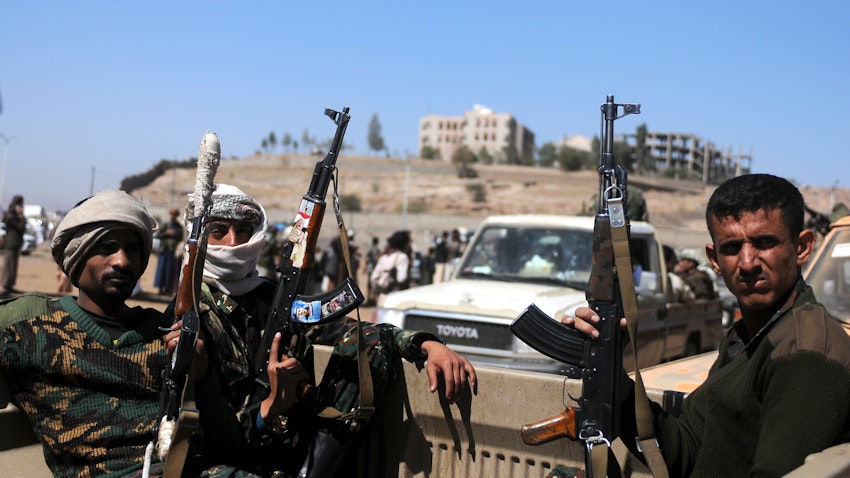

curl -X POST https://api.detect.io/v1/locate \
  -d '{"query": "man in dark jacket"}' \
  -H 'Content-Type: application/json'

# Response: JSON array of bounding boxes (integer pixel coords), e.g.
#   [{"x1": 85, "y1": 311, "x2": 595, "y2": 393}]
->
[{"x1": 563, "y1": 174, "x2": 850, "y2": 477}]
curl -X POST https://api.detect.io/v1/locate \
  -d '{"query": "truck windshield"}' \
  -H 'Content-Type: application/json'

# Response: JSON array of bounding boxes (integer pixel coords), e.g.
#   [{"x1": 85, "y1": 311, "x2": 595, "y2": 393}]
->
[
  {"x1": 456, "y1": 225, "x2": 593, "y2": 287},
  {"x1": 806, "y1": 227, "x2": 850, "y2": 322}
]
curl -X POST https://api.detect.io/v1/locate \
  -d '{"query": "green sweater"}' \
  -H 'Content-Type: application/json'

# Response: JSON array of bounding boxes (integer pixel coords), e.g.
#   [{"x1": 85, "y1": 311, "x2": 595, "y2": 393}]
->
[
  {"x1": 0, "y1": 293, "x2": 239, "y2": 478},
  {"x1": 632, "y1": 279, "x2": 850, "y2": 477}
]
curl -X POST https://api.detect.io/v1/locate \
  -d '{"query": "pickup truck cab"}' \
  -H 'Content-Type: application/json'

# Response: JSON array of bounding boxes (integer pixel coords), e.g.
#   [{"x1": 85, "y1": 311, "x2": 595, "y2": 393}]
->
[
  {"x1": 377, "y1": 214, "x2": 722, "y2": 373},
  {"x1": 803, "y1": 214, "x2": 850, "y2": 332}
]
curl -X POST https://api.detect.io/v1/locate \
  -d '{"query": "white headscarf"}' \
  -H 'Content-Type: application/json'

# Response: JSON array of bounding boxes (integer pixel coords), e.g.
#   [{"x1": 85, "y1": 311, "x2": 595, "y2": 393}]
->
[
  {"x1": 188, "y1": 183, "x2": 268, "y2": 296},
  {"x1": 51, "y1": 190, "x2": 157, "y2": 286}
]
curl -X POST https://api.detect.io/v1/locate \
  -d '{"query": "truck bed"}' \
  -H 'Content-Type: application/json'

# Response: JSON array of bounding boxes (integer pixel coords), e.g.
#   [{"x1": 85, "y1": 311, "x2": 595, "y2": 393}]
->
[{"x1": 2, "y1": 345, "x2": 848, "y2": 477}]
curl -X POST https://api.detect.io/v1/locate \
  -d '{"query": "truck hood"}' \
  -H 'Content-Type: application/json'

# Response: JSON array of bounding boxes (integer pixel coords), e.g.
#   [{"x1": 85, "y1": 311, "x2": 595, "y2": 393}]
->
[{"x1": 380, "y1": 278, "x2": 588, "y2": 321}]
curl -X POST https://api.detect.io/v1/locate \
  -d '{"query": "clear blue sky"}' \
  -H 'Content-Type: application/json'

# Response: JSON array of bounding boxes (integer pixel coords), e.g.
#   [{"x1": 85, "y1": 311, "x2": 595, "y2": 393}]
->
[{"x1": 2, "y1": 1, "x2": 848, "y2": 212}]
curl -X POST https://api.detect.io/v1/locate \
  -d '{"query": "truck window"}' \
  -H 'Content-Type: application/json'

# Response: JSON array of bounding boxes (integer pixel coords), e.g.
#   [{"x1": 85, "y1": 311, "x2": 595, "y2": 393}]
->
[
  {"x1": 457, "y1": 225, "x2": 593, "y2": 288},
  {"x1": 806, "y1": 228, "x2": 850, "y2": 321}
]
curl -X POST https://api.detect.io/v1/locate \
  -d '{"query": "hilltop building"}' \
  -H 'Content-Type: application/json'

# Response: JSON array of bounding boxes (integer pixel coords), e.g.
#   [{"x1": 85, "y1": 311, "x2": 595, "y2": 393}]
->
[
  {"x1": 419, "y1": 105, "x2": 535, "y2": 164},
  {"x1": 633, "y1": 132, "x2": 752, "y2": 184}
]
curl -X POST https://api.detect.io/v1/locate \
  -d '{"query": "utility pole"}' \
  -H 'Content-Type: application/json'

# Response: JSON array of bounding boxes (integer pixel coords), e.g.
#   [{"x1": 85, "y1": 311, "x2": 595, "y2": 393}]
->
[
  {"x1": 0, "y1": 133, "x2": 16, "y2": 207},
  {"x1": 402, "y1": 157, "x2": 410, "y2": 230}
]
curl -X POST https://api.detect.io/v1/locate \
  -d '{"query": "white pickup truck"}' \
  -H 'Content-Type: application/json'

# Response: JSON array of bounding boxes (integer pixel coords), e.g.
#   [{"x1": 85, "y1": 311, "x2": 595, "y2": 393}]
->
[{"x1": 377, "y1": 214, "x2": 722, "y2": 373}]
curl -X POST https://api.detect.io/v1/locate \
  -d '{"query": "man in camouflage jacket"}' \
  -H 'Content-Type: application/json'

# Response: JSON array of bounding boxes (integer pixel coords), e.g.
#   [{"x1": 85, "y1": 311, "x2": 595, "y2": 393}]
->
[
  {"x1": 0, "y1": 190, "x2": 240, "y2": 477},
  {"x1": 170, "y1": 184, "x2": 477, "y2": 478}
]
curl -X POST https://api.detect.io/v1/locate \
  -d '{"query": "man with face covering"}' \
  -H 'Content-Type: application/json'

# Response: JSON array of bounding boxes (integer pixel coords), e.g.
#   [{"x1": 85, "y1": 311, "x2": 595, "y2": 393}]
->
[
  {"x1": 172, "y1": 184, "x2": 477, "y2": 478},
  {"x1": 0, "y1": 189, "x2": 240, "y2": 477}
]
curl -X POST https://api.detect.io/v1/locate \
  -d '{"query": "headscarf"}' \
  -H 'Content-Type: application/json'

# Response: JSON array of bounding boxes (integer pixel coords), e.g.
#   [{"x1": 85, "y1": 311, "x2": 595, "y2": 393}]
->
[
  {"x1": 187, "y1": 183, "x2": 268, "y2": 296},
  {"x1": 50, "y1": 190, "x2": 157, "y2": 286}
]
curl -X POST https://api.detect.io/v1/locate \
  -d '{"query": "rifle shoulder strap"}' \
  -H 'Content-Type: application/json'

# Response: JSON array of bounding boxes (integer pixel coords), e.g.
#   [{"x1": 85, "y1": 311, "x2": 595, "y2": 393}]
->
[
  {"x1": 162, "y1": 378, "x2": 199, "y2": 478},
  {"x1": 313, "y1": 207, "x2": 374, "y2": 423},
  {"x1": 611, "y1": 224, "x2": 668, "y2": 478}
]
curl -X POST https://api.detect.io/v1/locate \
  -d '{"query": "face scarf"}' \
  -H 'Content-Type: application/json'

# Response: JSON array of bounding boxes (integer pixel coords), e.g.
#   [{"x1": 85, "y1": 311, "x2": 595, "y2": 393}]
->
[{"x1": 186, "y1": 183, "x2": 268, "y2": 297}]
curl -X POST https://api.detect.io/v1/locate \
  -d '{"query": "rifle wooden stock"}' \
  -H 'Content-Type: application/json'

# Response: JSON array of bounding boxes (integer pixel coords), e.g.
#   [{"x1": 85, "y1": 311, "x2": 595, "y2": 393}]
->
[
  {"x1": 521, "y1": 408, "x2": 579, "y2": 445},
  {"x1": 173, "y1": 238, "x2": 201, "y2": 318}
]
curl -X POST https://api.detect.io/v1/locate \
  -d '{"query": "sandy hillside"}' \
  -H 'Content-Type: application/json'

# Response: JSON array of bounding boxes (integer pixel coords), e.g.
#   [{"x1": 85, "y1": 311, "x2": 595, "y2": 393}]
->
[{"x1": 132, "y1": 153, "x2": 850, "y2": 252}]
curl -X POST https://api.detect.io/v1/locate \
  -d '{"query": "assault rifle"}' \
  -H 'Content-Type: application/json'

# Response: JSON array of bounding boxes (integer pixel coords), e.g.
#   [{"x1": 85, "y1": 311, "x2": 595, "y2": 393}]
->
[
  {"x1": 144, "y1": 132, "x2": 220, "y2": 478},
  {"x1": 252, "y1": 106, "x2": 364, "y2": 403},
  {"x1": 510, "y1": 96, "x2": 664, "y2": 478}
]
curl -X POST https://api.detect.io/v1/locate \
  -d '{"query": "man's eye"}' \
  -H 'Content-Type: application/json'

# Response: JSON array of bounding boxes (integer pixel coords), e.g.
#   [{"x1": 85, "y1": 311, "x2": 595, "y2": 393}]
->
[
  {"x1": 753, "y1": 238, "x2": 780, "y2": 250},
  {"x1": 93, "y1": 245, "x2": 115, "y2": 255},
  {"x1": 209, "y1": 226, "x2": 228, "y2": 236},
  {"x1": 718, "y1": 244, "x2": 741, "y2": 256}
]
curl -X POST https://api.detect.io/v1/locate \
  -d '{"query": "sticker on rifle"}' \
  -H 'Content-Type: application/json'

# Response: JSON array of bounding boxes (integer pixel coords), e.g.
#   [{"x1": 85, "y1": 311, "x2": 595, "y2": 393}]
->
[
  {"x1": 292, "y1": 300, "x2": 322, "y2": 323},
  {"x1": 320, "y1": 289, "x2": 359, "y2": 318},
  {"x1": 832, "y1": 243, "x2": 850, "y2": 258},
  {"x1": 288, "y1": 201, "x2": 315, "y2": 267}
]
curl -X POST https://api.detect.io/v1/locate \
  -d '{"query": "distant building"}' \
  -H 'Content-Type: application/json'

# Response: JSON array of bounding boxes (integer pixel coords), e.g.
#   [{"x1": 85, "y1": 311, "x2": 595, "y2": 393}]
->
[
  {"x1": 557, "y1": 134, "x2": 593, "y2": 153},
  {"x1": 634, "y1": 131, "x2": 753, "y2": 185},
  {"x1": 419, "y1": 105, "x2": 535, "y2": 164}
]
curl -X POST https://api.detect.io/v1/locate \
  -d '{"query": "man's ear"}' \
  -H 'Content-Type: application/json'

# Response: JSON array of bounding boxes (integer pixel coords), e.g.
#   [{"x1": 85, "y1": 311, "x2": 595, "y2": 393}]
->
[
  {"x1": 796, "y1": 228, "x2": 816, "y2": 267},
  {"x1": 705, "y1": 243, "x2": 721, "y2": 274}
]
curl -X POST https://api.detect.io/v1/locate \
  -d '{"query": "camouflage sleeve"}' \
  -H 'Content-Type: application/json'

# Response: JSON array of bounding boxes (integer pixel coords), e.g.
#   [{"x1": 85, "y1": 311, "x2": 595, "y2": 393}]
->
[
  {"x1": 306, "y1": 317, "x2": 443, "y2": 363},
  {"x1": 387, "y1": 325, "x2": 443, "y2": 363}
]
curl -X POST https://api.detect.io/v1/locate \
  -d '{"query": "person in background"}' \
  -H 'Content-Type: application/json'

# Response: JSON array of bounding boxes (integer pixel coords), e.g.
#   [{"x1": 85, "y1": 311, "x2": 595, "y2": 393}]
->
[
  {"x1": 0, "y1": 190, "x2": 240, "y2": 477},
  {"x1": 663, "y1": 244, "x2": 695, "y2": 303},
  {"x1": 676, "y1": 251, "x2": 717, "y2": 300},
  {"x1": 0, "y1": 195, "x2": 27, "y2": 297},
  {"x1": 153, "y1": 207, "x2": 184, "y2": 295},
  {"x1": 363, "y1": 236, "x2": 381, "y2": 305},
  {"x1": 258, "y1": 227, "x2": 281, "y2": 278},
  {"x1": 563, "y1": 174, "x2": 850, "y2": 477},
  {"x1": 432, "y1": 230, "x2": 449, "y2": 284},
  {"x1": 370, "y1": 230, "x2": 411, "y2": 307}
]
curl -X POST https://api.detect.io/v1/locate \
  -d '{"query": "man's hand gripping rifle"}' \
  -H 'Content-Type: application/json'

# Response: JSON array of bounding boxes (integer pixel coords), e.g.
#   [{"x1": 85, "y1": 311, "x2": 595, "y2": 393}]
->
[
  {"x1": 510, "y1": 96, "x2": 640, "y2": 477},
  {"x1": 252, "y1": 106, "x2": 364, "y2": 404},
  {"x1": 145, "y1": 132, "x2": 220, "y2": 478}
]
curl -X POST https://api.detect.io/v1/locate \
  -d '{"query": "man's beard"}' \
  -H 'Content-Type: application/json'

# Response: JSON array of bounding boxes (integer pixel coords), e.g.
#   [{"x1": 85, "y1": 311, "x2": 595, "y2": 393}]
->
[{"x1": 100, "y1": 270, "x2": 137, "y2": 300}]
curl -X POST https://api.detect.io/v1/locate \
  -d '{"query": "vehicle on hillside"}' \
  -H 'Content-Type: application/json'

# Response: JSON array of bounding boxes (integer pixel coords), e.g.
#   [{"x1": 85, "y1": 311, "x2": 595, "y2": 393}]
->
[{"x1": 376, "y1": 214, "x2": 723, "y2": 373}]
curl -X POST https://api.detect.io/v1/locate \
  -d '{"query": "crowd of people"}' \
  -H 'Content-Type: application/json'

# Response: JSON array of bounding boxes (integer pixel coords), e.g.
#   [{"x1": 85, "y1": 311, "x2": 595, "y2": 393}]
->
[
  {"x1": 254, "y1": 224, "x2": 470, "y2": 308},
  {"x1": 1, "y1": 172, "x2": 849, "y2": 478}
]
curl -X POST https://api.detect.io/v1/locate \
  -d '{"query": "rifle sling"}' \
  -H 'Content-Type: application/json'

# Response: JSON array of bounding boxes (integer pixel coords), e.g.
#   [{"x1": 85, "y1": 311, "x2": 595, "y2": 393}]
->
[
  {"x1": 611, "y1": 223, "x2": 668, "y2": 478},
  {"x1": 163, "y1": 376, "x2": 199, "y2": 478},
  {"x1": 313, "y1": 201, "x2": 374, "y2": 422}
]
